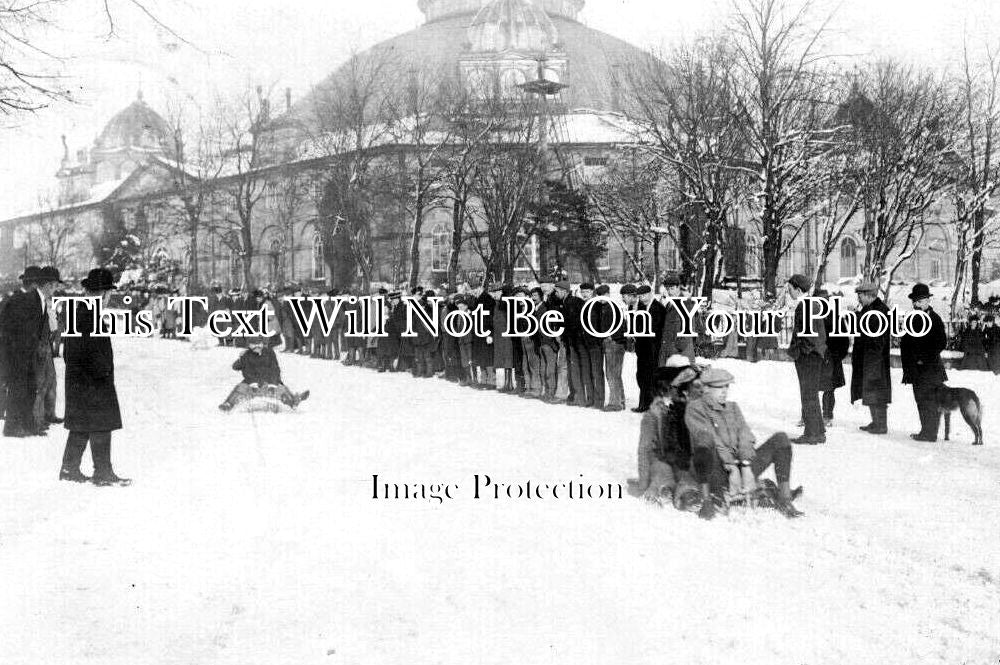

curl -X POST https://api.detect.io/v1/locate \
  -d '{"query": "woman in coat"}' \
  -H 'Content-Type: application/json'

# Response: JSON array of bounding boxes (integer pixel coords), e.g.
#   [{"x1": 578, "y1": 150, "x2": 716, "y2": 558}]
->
[
  {"x1": 59, "y1": 268, "x2": 130, "y2": 486},
  {"x1": 985, "y1": 315, "x2": 1000, "y2": 375}
]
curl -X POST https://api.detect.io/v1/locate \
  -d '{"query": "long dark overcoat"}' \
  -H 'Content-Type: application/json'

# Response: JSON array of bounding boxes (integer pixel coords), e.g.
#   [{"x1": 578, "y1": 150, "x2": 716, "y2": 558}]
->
[
  {"x1": 64, "y1": 300, "x2": 122, "y2": 432},
  {"x1": 472, "y1": 292, "x2": 496, "y2": 368},
  {"x1": 900, "y1": 307, "x2": 948, "y2": 386},
  {"x1": 850, "y1": 297, "x2": 892, "y2": 406}
]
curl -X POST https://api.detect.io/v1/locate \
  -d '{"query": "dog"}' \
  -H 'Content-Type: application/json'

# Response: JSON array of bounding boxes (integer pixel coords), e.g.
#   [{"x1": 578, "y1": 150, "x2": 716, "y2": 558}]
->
[{"x1": 934, "y1": 384, "x2": 984, "y2": 446}]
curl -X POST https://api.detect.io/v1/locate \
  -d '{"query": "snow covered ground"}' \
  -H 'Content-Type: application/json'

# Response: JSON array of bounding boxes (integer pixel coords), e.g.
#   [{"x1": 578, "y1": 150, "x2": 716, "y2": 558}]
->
[{"x1": 1, "y1": 336, "x2": 998, "y2": 665}]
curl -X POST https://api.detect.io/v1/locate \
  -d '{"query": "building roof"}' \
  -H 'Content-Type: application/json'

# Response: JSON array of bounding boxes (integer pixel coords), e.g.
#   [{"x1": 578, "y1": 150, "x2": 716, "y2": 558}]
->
[
  {"x1": 94, "y1": 92, "x2": 171, "y2": 153},
  {"x1": 286, "y1": 10, "x2": 654, "y2": 128}
]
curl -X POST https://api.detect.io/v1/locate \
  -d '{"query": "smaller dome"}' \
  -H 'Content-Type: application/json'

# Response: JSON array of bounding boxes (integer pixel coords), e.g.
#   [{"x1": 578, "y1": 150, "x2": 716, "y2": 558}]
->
[
  {"x1": 468, "y1": 0, "x2": 559, "y2": 54},
  {"x1": 95, "y1": 92, "x2": 171, "y2": 153}
]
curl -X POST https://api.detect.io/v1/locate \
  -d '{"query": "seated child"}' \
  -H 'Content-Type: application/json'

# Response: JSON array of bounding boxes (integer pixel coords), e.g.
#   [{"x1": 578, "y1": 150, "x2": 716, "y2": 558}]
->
[{"x1": 219, "y1": 336, "x2": 310, "y2": 411}]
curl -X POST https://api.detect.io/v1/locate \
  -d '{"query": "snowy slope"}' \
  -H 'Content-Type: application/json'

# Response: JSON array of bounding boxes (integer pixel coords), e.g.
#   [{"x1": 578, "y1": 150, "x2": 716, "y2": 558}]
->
[{"x1": 0, "y1": 337, "x2": 998, "y2": 665}]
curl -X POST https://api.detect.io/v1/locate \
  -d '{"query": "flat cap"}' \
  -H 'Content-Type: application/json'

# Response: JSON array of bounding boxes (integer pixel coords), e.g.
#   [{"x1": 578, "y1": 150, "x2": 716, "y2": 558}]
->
[
  {"x1": 699, "y1": 367, "x2": 735, "y2": 388},
  {"x1": 595, "y1": 284, "x2": 610, "y2": 296},
  {"x1": 554, "y1": 280, "x2": 571, "y2": 291},
  {"x1": 619, "y1": 284, "x2": 638, "y2": 296},
  {"x1": 579, "y1": 282, "x2": 595, "y2": 291},
  {"x1": 636, "y1": 285, "x2": 652, "y2": 295}
]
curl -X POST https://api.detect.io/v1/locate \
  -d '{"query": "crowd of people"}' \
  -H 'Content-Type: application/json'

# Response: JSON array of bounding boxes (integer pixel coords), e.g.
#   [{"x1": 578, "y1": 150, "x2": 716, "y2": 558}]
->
[{"x1": 0, "y1": 262, "x2": 988, "y2": 509}]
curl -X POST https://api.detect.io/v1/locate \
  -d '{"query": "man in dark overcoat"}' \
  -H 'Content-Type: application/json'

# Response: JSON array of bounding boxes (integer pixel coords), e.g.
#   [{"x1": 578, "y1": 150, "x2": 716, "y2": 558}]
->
[
  {"x1": 632, "y1": 284, "x2": 666, "y2": 413},
  {"x1": 60, "y1": 268, "x2": 130, "y2": 486},
  {"x1": 786, "y1": 275, "x2": 827, "y2": 444},
  {"x1": 850, "y1": 281, "x2": 892, "y2": 435},
  {"x1": 658, "y1": 274, "x2": 696, "y2": 364},
  {"x1": 472, "y1": 283, "x2": 496, "y2": 388},
  {"x1": 0, "y1": 267, "x2": 41, "y2": 420},
  {"x1": 900, "y1": 283, "x2": 948, "y2": 441},
  {"x1": 2, "y1": 265, "x2": 55, "y2": 437}
]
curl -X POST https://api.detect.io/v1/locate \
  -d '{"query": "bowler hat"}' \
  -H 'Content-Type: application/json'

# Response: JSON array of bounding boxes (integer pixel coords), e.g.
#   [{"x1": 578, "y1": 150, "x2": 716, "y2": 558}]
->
[
  {"x1": 37, "y1": 266, "x2": 64, "y2": 284},
  {"x1": 81, "y1": 268, "x2": 116, "y2": 292},
  {"x1": 19, "y1": 265, "x2": 41, "y2": 282},
  {"x1": 908, "y1": 283, "x2": 931, "y2": 301},
  {"x1": 700, "y1": 367, "x2": 735, "y2": 388},
  {"x1": 787, "y1": 274, "x2": 812, "y2": 292}
]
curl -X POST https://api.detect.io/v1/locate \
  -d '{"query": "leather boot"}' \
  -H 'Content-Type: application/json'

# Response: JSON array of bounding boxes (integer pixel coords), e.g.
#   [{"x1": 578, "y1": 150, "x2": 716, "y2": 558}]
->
[
  {"x1": 90, "y1": 433, "x2": 131, "y2": 487},
  {"x1": 60, "y1": 432, "x2": 89, "y2": 482}
]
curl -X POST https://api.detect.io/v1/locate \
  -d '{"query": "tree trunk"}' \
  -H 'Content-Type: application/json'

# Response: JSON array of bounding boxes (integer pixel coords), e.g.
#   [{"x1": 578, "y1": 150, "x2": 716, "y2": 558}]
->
[
  {"x1": 761, "y1": 209, "x2": 779, "y2": 299},
  {"x1": 970, "y1": 208, "x2": 985, "y2": 305},
  {"x1": 408, "y1": 192, "x2": 425, "y2": 289},
  {"x1": 448, "y1": 198, "x2": 465, "y2": 290},
  {"x1": 652, "y1": 234, "x2": 661, "y2": 289},
  {"x1": 188, "y1": 219, "x2": 200, "y2": 289}
]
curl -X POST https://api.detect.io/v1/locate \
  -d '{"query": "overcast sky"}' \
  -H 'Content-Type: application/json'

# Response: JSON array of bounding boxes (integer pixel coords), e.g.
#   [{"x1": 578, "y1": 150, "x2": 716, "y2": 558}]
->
[{"x1": 1, "y1": 0, "x2": 998, "y2": 218}]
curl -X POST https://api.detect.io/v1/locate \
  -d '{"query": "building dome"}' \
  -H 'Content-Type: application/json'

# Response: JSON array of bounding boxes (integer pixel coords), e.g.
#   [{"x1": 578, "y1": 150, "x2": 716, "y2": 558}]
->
[
  {"x1": 289, "y1": 1, "x2": 653, "y2": 127},
  {"x1": 468, "y1": 0, "x2": 558, "y2": 54},
  {"x1": 94, "y1": 92, "x2": 171, "y2": 153}
]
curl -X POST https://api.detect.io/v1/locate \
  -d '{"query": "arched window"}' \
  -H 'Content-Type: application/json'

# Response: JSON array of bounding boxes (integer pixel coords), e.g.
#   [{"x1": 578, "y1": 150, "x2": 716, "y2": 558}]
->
[
  {"x1": 268, "y1": 238, "x2": 284, "y2": 286},
  {"x1": 431, "y1": 224, "x2": 450, "y2": 272},
  {"x1": 500, "y1": 69, "x2": 527, "y2": 97},
  {"x1": 312, "y1": 232, "x2": 325, "y2": 280},
  {"x1": 930, "y1": 258, "x2": 942, "y2": 281},
  {"x1": 840, "y1": 237, "x2": 858, "y2": 279},
  {"x1": 515, "y1": 235, "x2": 539, "y2": 272}
]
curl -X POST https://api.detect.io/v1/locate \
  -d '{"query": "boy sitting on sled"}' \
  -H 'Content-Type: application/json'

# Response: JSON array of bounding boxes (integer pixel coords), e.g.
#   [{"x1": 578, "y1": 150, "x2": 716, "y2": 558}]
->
[{"x1": 219, "y1": 336, "x2": 310, "y2": 412}]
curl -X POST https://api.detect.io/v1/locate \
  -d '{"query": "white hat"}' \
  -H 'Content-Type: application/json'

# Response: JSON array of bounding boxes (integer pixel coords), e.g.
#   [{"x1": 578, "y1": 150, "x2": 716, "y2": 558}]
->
[{"x1": 665, "y1": 354, "x2": 692, "y2": 368}]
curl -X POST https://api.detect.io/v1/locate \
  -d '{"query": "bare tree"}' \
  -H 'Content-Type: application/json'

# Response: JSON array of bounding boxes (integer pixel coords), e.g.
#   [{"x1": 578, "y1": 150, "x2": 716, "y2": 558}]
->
[
  {"x1": 729, "y1": 0, "x2": 839, "y2": 297},
  {"x1": 24, "y1": 192, "x2": 77, "y2": 266},
  {"x1": 162, "y1": 102, "x2": 226, "y2": 290},
  {"x1": 211, "y1": 84, "x2": 275, "y2": 289},
  {"x1": 466, "y1": 90, "x2": 546, "y2": 283},
  {"x1": 951, "y1": 39, "x2": 1000, "y2": 315},
  {"x1": 805, "y1": 147, "x2": 862, "y2": 289},
  {"x1": 842, "y1": 61, "x2": 961, "y2": 297},
  {"x1": 0, "y1": 0, "x2": 188, "y2": 117},
  {"x1": 303, "y1": 48, "x2": 397, "y2": 290},
  {"x1": 382, "y1": 69, "x2": 459, "y2": 289},
  {"x1": 624, "y1": 36, "x2": 747, "y2": 297},
  {"x1": 588, "y1": 149, "x2": 668, "y2": 284}
]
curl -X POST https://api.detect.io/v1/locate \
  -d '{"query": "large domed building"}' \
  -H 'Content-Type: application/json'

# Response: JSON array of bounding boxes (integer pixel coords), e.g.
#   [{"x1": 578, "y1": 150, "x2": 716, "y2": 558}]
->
[{"x1": 0, "y1": 0, "x2": 993, "y2": 295}]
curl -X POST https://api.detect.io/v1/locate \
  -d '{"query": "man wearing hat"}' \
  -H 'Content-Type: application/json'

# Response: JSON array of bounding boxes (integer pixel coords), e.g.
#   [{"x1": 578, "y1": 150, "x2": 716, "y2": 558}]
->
[
  {"x1": 786, "y1": 274, "x2": 827, "y2": 444},
  {"x1": 573, "y1": 282, "x2": 602, "y2": 408},
  {"x1": 632, "y1": 284, "x2": 666, "y2": 412},
  {"x1": 685, "y1": 367, "x2": 803, "y2": 519},
  {"x1": 597, "y1": 284, "x2": 627, "y2": 411},
  {"x1": 1, "y1": 265, "x2": 59, "y2": 436},
  {"x1": 851, "y1": 281, "x2": 891, "y2": 434},
  {"x1": 60, "y1": 268, "x2": 130, "y2": 485},
  {"x1": 659, "y1": 274, "x2": 696, "y2": 365},
  {"x1": 900, "y1": 283, "x2": 948, "y2": 441},
  {"x1": 32, "y1": 267, "x2": 65, "y2": 433}
]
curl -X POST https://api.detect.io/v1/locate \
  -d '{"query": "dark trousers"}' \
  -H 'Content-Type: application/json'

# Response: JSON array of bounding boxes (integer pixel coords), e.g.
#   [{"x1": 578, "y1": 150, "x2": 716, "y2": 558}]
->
[
  {"x1": 585, "y1": 341, "x2": 605, "y2": 408},
  {"x1": 541, "y1": 345, "x2": 558, "y2": 398},
  {"x1": 635, "y1": 351, "x2": 656, "y2": 409},
  {"x1": 412, "y1": 346, "x2": 435, "y2": 377},
  {"x1": 795, "y1": 354, "x2": 826, "y2": 437},
  {"x1": 692, "y1": 432, "x2": 793, "y2": 492},
  {"x1": 822, "y1": 391, "x2": 835, "y2": 420},
  {"x1": 567, "y1": 341, "x2": 588, "y2": 404},
  {"x1": 603, "y1": 339, "x2": 625, "y2": 409},
  {"x1": 4, "y1": 373, "x2": 37, "y2": 434},
  {"x1": 913, "y1": 381, "x2": 942, "y2": 438},
  {"x1": 62, "y1": 430, "x2": 113, "y2": 475}
]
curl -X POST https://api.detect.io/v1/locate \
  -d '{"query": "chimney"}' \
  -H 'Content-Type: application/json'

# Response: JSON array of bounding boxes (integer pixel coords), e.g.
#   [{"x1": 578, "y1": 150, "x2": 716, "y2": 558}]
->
[{"x1": 285, "y1": 87, "x2": 292, "y2": 112}]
